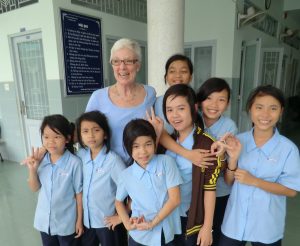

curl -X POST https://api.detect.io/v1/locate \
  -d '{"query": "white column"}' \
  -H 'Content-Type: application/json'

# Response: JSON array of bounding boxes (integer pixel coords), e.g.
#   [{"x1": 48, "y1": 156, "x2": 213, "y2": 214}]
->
[{"x1": 147, "y1": 0, "x2": 185, "y2": 96}]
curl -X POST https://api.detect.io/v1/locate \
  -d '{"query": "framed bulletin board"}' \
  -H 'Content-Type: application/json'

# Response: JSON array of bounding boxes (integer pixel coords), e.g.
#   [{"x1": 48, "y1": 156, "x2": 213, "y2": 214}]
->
[{"x1": 61, "y1": 10, "x2": 103, "y2": 95}]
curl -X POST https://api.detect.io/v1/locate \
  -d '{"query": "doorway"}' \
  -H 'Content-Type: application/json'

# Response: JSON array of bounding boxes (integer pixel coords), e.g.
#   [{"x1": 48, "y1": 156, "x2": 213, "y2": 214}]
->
[{"x1": 10, "y1": 31, "x2": 49, "y2": 154}]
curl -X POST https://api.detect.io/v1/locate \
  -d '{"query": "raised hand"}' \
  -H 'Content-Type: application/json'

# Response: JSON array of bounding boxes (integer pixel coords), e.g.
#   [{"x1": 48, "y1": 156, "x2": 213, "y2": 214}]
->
[
  {"x1": 146, "y1": 107, "x2": 164, "y2": 141},
  {"x1": 22, "y1": 147, "x2": 42, "y2": 171}
]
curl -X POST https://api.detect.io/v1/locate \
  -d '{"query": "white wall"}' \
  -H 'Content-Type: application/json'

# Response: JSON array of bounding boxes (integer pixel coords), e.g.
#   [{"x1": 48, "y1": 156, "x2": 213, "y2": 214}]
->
[
  {"x1": 185, "y1": 0, "x2": 236, "y2": 78},
  {"x1": 0, "y1": 1, "x2": 55, "y2": 83},
  {"x1": 0, "y1": 0, "x2": 147, "y2": 161}
]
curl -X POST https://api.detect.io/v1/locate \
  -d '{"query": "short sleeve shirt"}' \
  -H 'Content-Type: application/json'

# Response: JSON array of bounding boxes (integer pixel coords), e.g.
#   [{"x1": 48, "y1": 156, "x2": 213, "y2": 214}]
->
[
  {"x1": 86, "y1": 85, "x2": 156, "y2": 163},
  {"x1": 203, "y1": 114, "x2": 238, "y2": 197},
  {"x1": 116, "y1": 154, "x2": 182, "y2": 246},
  {"x1": 221, "y1": 129, "x2": 300, "y2": 243},
  {"x1": 34, "y1": 150, "x2": 83, "y2": 236},
  {"x1": 77, "y1": 146, "x2": 126, "y2": 228}
]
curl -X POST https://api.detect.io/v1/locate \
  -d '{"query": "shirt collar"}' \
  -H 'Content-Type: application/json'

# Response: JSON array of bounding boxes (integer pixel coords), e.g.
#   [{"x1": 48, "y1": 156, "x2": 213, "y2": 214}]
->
[
  {"x1": 131, "y1": 155, "x2": 157, "y2": 180},
  {"x1": 179, "y1": 126, "x2": 195, "y2": 148},
  {"x1": 247, "y1": 128, "x2": 280, "y2": 156},
  {"x1": 44, "y1": 150, "x2": 70, "y2": 168},
  {"x1": 201, "y1": 111, "x2": 223, "y2": 133},
  {"x1": 83, "y1": 145, "x2": 107, "y2": 166}
]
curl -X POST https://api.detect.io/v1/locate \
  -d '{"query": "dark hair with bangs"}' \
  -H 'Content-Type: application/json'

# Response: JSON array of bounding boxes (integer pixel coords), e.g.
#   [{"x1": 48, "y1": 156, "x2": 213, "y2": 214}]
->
[
  {"x1": 163, "y1": 84, "x2": 204, "y2": 133},
  {"x1": 246, "y1": 84, "x2": 285, "y2": 112},
  {"x1": 40, "y1": 114, "x2": 74, "y2": 154},
  {"x1": 76, "y1": 111, "x2": 111, "y2": 153},
  {"x1": 196, "y1": 77, "x2": 231, "y2": 103},
  {"x1": 164, "y1": 54, "x2": 193, "y2": 84},
  {"x1": 123, "y1": 119, "x2": 156, "y2": 165}
]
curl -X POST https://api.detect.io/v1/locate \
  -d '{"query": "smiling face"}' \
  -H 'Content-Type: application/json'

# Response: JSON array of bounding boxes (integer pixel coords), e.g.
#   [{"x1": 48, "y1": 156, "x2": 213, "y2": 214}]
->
[
  {"x1": 80, "y1": 120, "x2": 106, "y2": 154},
  {"x1": 201, "y1": 89, "x2": 229, "y2": 127},
  {"x1": 250, "y1": 95, "x2": 283, "y2": 133},
  {"x1": 111, "y1": 48, "x2": 140, "y2": 85},
  {"x1": 42, "y1": 126, "x2": 68, "y2": 158},
  {"x1": 165, "y1": 60, "x2": 192, "y2": 86},
  {"x1": 166, "y1": 95, "x2": 194, "y2": 139},
  {"x1": 131, "y1": 136, "x2": 155, "y2": 168}
]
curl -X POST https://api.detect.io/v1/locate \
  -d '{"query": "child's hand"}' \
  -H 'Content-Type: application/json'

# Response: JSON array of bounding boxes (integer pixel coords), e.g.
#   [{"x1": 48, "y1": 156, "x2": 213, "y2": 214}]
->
[
  {"x1": 220, "y1": 133, "x2": 242, "y2": 160},
  {"x1": 135, "y1": 221, "x2": 152, "y2": 230},
  {"x1": 21, "y1": 147, "x2": 43, "y2": 171},
  {"x1": 186, "y1": 149, "x2": 216, "y2": 168},
  {"x1": 146, "y1": 107, "x2": 164, "y2": 140},
  {"x1": 196, "y1": 226, "x2": 213, "y2": 246},
  {"x1": 124, "y1": 217, "x2": 138, "y2": 231},
  {"x1": 105, "y1": 214, "x2": 122, "y2": 230},
  {"x1": 74, "y1": 220, "x2": 84, "y2": 238},
  {"x1": 234, "y1": 168, "x2": 257, "y2": 186},
  {"x1": 210, "y1": 140, "x2": 226, "y2": 157}
]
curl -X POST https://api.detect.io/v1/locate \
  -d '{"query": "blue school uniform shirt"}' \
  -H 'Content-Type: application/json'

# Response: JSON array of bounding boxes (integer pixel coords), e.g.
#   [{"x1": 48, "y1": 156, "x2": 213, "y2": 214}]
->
[
  {"x1": 86, "y1": 85, "x2": 156, "y2": 163},
  {"x1": 34, "y1": 150, "x2": 83, "y2": 236},
  {"x1": 221, "y1": 128, "x2": 300, "y2": 243},
  {"x1": 77, "y1": 146, "x2": 126, "y2": 228},
  {"x1": 154, "y1": 95, "x2": 174, "y2": 134},
  {"x1": 116, "y1": 154, "x2": 182, "y2": 246},
  {"x1": 166, "y1": 128, "x2": 194, "y2": 217},
  {"x1": 203, "y1": 114, "x2": 238, "y2": 197}
]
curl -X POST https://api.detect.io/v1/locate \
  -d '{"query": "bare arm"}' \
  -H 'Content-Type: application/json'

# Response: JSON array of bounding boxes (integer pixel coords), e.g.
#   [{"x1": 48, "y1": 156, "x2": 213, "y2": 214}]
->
[
  {"x1": 197, "y1": 191, "x2": 215, "y2": 246},
  {"x1": 235, "y1": 169, "x2": 297, "y2": 197},
  {"x1": 136, "y1": 186, "x2": 181, "y2": 230},
  {"x1": 115, "y1": 200, "x2": 136, "y2": 231},
  {"x1": 75, "y1": 192, "x2": 84, "y2": 238},
  {"x1": 160, "y1": 130, "x2": 215, "y2": 168},
  {"x1": 28, "y1": 168, "x2": 41, "y2": 192}
]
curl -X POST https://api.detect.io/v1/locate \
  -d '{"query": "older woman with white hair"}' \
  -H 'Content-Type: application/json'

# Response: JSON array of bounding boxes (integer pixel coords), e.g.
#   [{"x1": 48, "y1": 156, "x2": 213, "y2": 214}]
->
[
  {"x1": 84, "y1": 39, "x2": 156, "y2": 246},
  {"x1": 86, "y1": 38, "x2": 156, "y2": 163}
]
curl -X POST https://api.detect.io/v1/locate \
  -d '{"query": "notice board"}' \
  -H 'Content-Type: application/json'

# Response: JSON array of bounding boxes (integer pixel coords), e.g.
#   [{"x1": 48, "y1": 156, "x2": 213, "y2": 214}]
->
[{"x1": 61, "y1": 10, "x2": 103, "y2": 95}]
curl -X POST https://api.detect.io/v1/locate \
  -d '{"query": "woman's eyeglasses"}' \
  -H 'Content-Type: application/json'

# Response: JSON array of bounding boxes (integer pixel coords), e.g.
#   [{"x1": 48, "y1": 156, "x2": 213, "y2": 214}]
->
[{"x1": 111, "y1": 59, "x2": 138, "y2": 66}]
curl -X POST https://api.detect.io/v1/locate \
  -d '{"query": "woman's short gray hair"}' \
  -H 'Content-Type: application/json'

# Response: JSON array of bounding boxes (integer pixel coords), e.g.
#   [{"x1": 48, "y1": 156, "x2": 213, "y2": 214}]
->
[{"x1": 110, "y1": 38, "x2": 142, "y2": 62}]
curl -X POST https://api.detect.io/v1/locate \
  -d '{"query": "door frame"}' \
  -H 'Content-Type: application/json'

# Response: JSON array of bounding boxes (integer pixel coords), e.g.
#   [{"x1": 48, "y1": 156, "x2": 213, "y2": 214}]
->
[
  {"x1": 8, "y1": 29, "x2": 43, "y2": 155},
  {"x1": 238, "y1": 39, "x2": 262, "y2": 132}
]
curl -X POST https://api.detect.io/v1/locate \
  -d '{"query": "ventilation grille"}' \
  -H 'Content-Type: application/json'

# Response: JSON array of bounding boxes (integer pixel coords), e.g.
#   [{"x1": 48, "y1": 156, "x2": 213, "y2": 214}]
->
[
  {"x1": 71, "y1": 0, "x2": 147, "y2": 23},
  {"x1": 0, "y1": 0, "x2": 38, "y2": 14}
]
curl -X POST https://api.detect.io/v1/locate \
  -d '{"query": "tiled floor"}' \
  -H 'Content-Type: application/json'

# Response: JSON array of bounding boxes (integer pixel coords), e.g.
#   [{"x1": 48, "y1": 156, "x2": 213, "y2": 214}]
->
[{"x1": 0, "y1": 159, "x2": 299, "y2": 245}]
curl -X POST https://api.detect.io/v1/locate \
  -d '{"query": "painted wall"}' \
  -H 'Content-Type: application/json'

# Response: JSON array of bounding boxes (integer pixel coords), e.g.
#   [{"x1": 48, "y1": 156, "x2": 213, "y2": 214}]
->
[
  {"x1": 0, "y1": 0, "x2": 55, "y2": 162},
  {"x1": 0, "y1": 0, "x2": 147, "y2": 161},
  {"x1": 184, "y1": 0, "x2": 236, "y2": 78}
]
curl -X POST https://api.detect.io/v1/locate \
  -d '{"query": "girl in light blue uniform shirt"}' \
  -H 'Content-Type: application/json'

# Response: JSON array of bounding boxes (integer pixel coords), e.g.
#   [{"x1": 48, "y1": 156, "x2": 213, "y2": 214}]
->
[
  {"x1": 220, "y1": 85, "x2": 300, "y2": 246},
  {"x1": 196, "y1": 77, "x2": 237, "y2": 246},
  {"x1": 24, "y1": 115, "x2": 83, "y2": 246},
  {"x1": 115, "y1": 119, "x2": 182, "y2": 246},
  {"x1": 155, "y1": 54, "x2": 193, "y2": 134},
  {"x1": 76, "y1": 111, "x2": 126, "y2": 246}
]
